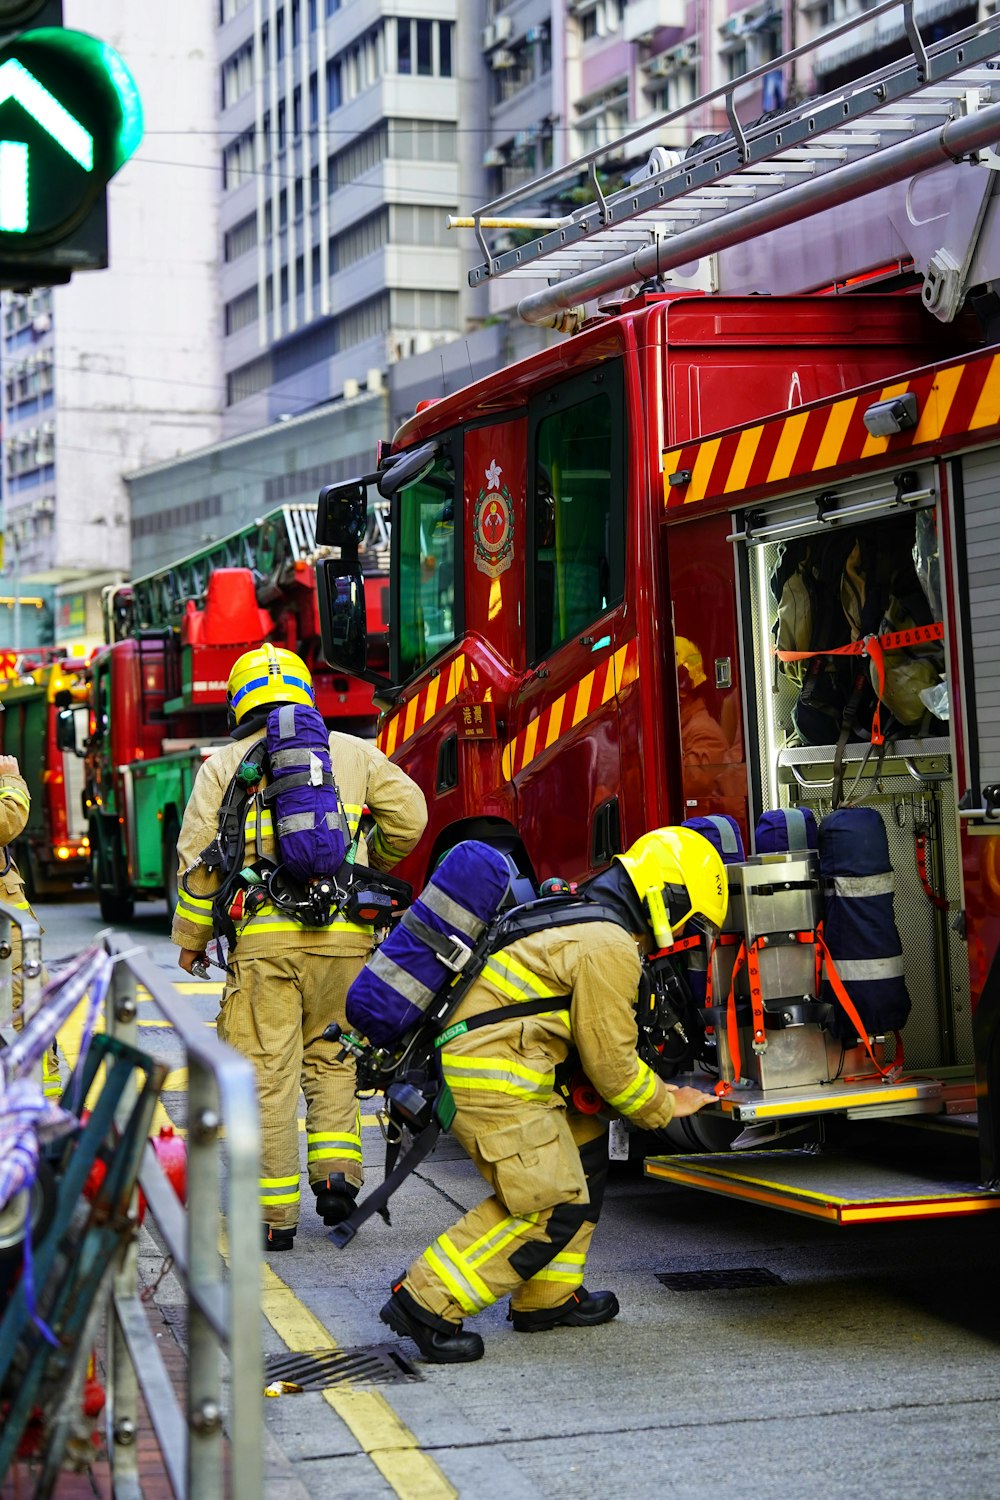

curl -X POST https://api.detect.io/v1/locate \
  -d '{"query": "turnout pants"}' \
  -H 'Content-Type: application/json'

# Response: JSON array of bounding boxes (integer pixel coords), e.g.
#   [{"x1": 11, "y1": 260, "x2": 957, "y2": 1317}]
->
[
  {"x1": 218, "y1": 948, "x2": 365, "y2": 1229},
  {"x1": 404, "y1": 1100, "x2": 609, "y2": 1324}
]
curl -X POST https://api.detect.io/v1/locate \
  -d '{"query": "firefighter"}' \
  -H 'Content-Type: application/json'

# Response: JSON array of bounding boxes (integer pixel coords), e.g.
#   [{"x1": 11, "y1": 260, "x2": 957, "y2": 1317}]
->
[
  {"x1": 380, "y1": 826, "x2": 725, "y2": 1364},
  {"x1": 172, "y1": 645, "x2": 427, "y2": 1252},
  {"x1": 0, "y1": 749, "x2": 58, "y2": 1097}
]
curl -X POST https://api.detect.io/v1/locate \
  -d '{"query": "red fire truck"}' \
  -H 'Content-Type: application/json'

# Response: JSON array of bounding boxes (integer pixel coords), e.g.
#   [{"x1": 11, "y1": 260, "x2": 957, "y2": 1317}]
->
[
  {"x1": 316, "y1": 12, "x2": 1000, "y2": 1220},
  {"x1": 67, "y1": 503, "x2": 386, "y2": 924},
  {"x1": 0, "y1": 651, "x2": 90, "y2": 897}
]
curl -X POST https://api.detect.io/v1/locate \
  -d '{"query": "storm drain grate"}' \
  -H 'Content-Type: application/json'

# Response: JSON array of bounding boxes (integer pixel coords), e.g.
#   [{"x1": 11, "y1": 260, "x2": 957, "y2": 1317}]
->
[
  {"x1": 656, "y1": 1268, "x2": 786, "y2": 1291},
  {"x1": 264, "y1": 1343, "x2": 423, "y2": 1391}
]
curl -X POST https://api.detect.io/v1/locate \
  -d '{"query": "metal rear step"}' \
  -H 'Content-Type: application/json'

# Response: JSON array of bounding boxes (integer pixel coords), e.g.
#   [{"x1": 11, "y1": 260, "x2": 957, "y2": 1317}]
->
[
  {"x1": 463, "y1": 3, "x2": 1000, "y2": 324},
  {"x1": 646, "y1": 1148, "x2": 1000, "y2": 1224}
]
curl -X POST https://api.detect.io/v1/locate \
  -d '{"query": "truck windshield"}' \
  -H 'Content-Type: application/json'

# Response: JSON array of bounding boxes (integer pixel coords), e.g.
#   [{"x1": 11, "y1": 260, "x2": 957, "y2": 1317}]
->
[{"x1": 396, "y1": 449, "x2": 457, "y2": 681}]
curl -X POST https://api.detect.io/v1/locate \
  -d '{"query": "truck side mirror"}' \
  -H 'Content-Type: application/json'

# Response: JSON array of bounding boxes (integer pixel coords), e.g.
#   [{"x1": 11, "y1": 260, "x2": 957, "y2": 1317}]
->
[
  {"x1": 55, "y1": 706, "x2": 83, "y2": 755},
  {"x1": 317, "y1": 560, "x2": 395, "y2": 696},
  {"x1": 316, "y1": 481, "x2": 368, "y2": 553}
]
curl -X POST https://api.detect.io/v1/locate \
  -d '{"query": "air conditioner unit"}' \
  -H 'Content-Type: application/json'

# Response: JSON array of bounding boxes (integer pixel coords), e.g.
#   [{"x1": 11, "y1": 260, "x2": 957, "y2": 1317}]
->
[
  {"x1": 685, "y1": 39, "x2": 699, "y2": 58},
  {"x1": 366, "y1": 368, "x2": 384, "y2": 393},
  {"x1": 31, "y1": 314, "x2": 51, "y2": 335},
  {"x1": 414, "y1": 332, "x2": 434, "y2": 355},
  {"x1": 35, "y1": 497, "x2": 55, "y2": 516},
  {"x1": 495, "y1": 14, "x2": 513, "y2": 42},
  {"x1": 482, "y1": 146, "x2": 507, "y2": 167},
  {"x1": 481, "y1": 23, "x2": 496, "y2": 51},
  {"x1": 491, "y1": 48, "x2": 515, "y2": 69},
  {"x1": 647, "y1": 53, "x2": 673, "y2": 77},
  {"x1": 343, "y1": 376, "x2": 360, "y2": 399}
]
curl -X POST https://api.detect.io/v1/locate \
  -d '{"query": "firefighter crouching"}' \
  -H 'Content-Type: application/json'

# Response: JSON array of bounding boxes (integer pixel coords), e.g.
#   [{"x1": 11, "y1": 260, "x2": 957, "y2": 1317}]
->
[
  {"x1": 172, "y1": 645, "x2": 427, "y2": 1252},
  {"x1": 381, "y1": 827, "x2": 724, "y2": 1364},
  {"x1": 0, "y1": 749, "x2": 58, "y2": 1099}
]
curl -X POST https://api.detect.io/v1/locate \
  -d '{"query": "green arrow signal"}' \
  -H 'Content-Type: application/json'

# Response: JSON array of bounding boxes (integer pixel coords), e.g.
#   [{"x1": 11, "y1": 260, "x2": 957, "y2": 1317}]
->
[
  {"x1": 0, "y1": 57, "x2": 97, "y2": 233},
  {"x1": 0, "y1": 57, "x2": 93, "y2": 168}
]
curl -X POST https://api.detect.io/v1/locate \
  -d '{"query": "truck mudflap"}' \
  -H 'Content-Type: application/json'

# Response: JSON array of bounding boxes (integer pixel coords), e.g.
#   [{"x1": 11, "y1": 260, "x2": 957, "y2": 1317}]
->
[{"x1": 645, "y1": 1146, "x2": 1000, "y2": 1224}]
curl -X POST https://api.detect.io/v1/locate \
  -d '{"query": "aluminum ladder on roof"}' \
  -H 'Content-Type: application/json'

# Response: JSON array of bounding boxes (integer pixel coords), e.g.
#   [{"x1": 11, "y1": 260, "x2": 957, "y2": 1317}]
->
[{"x1": 465, "y1": 2, "x2": 1000, "y2": 326}]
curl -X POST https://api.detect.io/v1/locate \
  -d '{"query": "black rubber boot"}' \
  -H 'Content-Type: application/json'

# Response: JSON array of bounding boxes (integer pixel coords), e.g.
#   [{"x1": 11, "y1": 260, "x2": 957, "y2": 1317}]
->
[
  {"x1": 510, "y1": 1288, "x2": 620, "y2": 1332},
  {"x1": 312, "y1": 1173, "x2": 358, "y2": 1227},
  {"x1": 263, "y1": 1223, "x2": 296, "y2": 1252},
  {"x1": 380, "y1": 1283, "x2": 485, "y2": 1364}
]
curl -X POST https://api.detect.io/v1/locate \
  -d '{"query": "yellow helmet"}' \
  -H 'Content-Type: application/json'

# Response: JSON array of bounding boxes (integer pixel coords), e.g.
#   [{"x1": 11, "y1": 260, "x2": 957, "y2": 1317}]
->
[
  {"x1": 614, "y1": 826, "x2": 727, "y2": 950},
  {"x1": 675, "y1": 635, "x2": 706, "y2": 690},
  {"x1": 226, "y1": 644, "x2": 314, "y2": 724}
]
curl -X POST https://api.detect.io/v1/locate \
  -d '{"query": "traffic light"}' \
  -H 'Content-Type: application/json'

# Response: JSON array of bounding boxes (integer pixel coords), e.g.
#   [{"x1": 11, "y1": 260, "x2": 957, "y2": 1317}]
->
[{"x1": 0, "y1": 3, "x2": 142, "y2": 286}]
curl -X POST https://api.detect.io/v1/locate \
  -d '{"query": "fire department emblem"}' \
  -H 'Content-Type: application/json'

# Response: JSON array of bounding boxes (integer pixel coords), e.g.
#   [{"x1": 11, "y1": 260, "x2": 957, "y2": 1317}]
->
[{"x1": 473, "y1": 460, "x2": 515, "y2": 578}]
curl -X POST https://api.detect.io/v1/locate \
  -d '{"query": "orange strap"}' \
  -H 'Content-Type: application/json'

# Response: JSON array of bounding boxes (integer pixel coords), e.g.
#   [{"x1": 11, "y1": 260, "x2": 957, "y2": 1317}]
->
[
  {"x1": 714, "y1": 928, "x2": 903, "y2": 1095},
  {"x1": 775, "y1": 621, "x2": 944, "y2": 748},
  {"x1": 703, "y1": 931, "x2": 740, "y2": 1010}
]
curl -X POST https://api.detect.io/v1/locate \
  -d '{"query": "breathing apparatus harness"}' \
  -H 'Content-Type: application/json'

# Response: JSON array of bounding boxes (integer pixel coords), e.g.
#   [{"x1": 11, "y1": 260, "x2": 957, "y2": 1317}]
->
[
  {"x1": 325, "y1": 885, "x2": 702, "y2": 1247},
  {"x1": 182, "y1": 735, "x2": 411, "y2": 957}
]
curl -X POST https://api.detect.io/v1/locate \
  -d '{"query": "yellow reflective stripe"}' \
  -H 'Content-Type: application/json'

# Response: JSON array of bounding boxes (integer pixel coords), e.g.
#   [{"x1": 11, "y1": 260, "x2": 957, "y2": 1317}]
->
[
  {"x1": 532, "y1": 1255, "x2": 586, "y2": 1285},
  {"x1": 260, "y1": 1190, "x2": 300, "y2": 1205},
  {"x1": 423, "y1": 1236, "x2": 494, "y2": 1315},
  {"x1": 306, "y1": 1131, "x2": 363, "y2": 1164},
  {"x1": 439, "y1": 1070, "x2": 553, "y2": 1101},
  {"x1": 482, "y1": 951, "x2": 561, "y2": 1004},
  {"x1": 260, "y1": 1175, "x2": 299, "y2": 1187},
  {"x1": 342, "y1": 802, "x2": 363, "y2": 818},
  {"x1": 373, "y1": 826, "x2": 408, "y2": 862},
  {"x1": 607, "y1": 1060, "x2": 658, "y2": 1117},
  {"x1": 7, "y1": 898, "x2": 30, "y2": 911},
  {"x1": 441, "y1": 1052, "x2": 553, "y2": 1086},
  {"x1": 176, "y1": 886, "x2": 213, "y2": 910},
  {"x1": 464, "y1": 1212, "x2": 540, "y2": 1268},
  {"x1": 245, "y1": 808, "x2": 275, "y2": 834},
  {"x1": 175, "y1": 896, "x2": 214, "y2": 926},
  {"x1": 0, "y1": 787, "x2": 29, "y2": 811},
  {"x1": 240, "y1": 912, "x2": 372, "y2": 935}
]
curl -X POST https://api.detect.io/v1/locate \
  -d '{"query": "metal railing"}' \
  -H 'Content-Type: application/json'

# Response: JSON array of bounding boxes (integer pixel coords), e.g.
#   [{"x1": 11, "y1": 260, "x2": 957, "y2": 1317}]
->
[{"x1": 101, "y1": 935, "x2": 262, "y2": 1500}]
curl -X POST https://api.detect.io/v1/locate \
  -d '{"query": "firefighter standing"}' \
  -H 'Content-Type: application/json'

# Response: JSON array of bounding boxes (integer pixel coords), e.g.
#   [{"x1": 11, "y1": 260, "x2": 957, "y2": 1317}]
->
[
  {"x1": 381, "y1": 827, "x2": 726, "y2": 1363},
  {"x1": 171, "y1": 645, "x2": 427, "y2": 1251},
  {"x1": 0, "y1": 749, "x2": 57, "y2": 1096}
]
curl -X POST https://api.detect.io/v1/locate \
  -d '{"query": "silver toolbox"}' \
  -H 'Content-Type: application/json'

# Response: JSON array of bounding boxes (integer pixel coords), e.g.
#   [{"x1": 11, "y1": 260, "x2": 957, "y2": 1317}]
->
[{"x1": 714, "y1": 853, "x2": 837, "y2": 1090}]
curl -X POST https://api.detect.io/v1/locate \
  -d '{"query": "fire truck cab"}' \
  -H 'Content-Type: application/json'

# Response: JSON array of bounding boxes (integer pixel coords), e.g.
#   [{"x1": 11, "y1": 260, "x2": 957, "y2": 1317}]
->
[{"x1": 318, "y1": 9, "x2": 1000, "y2": 1222}]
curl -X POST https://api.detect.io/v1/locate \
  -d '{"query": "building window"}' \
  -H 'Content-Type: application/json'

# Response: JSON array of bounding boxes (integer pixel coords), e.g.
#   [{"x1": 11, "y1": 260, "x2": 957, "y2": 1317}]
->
[
  {"x1": 391, "y1": 288, "x2": 459, "y2": 330},
  {"x1": 326, "y1": 57, "x2": 342, "y2": 110},
  {"x1": 337, "y1": 292, "x2": 389, "y2": 348},
  {"x1": 227, "y1": 353, "x2": 273, "y2": 405},
  {"x1": 224, "y1": 285, "x2": 259, "y2": 335},
  {"x1": 221, "y1": 39, "x2": 254, "y2": 110},
  {"x1": 222, "y1": 128, "x2": 256, "y2": 190},
  {"x1": 395, "y1": 19, "x2": 453, "y2": 79},
  {"x1": 573, "y1": 80, "x2": 628, "y2": 153},
  {"x1": 218, "y1": 0, "x2": 249, "y2": 22},
  {"x1": 719, "y1": 4, "x2": 783, "y2": 84},
  {"x1": 390, "y1": 202, "x2": 455, "y2": 246},
  {"x1": 397, "y1": 17, "x2": 411, "y2": 73},
  {"x1": 387, "y1": 118, "x2": 456, "y2": 162},
  {"x1": 277, "y1": 98, "x2": 286, "y2": 151},
  {"x1": 224, "y1": 212, "x2": 258, "y2": 261},
  {"x1": 417, "y1": 19, "x2": 432, "y2": 74},
  {"x1": 645, "y1": 45, "x2": 700, "y2": 122},
  {"x1": 308, "y1": 71, "x2": 318, "y2": 125},
  {"x1": 276, "y1": 7, "x2": 285, "y2": 60},
  {"x1": 329, "y1": 208, "x2": 388, "y2": 272},
  {"x1": 329, "y1": 123, "x2": 388, "y2": 187}
]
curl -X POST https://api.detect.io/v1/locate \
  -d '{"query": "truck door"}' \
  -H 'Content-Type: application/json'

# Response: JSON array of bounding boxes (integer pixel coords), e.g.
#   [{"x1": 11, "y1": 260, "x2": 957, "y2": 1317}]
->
[{"x1": 504, "y1": 361, "x2": 627, "y2": 883}]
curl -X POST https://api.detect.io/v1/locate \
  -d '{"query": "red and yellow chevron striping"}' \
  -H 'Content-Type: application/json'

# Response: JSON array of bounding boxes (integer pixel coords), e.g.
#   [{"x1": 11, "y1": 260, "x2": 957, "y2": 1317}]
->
[
  {"x1": 501, "y1": 638, "x2": 639, "y2": 781},
  {"x1": 376, "y1": 652, "x2": 468, "y2": 756},
  {"x1": 662, "y1": 350, "x2": 1000, "y2": 508}
]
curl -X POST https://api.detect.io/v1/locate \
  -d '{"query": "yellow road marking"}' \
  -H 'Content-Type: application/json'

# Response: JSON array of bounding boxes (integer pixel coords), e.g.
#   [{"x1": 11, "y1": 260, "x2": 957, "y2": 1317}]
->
[{"x1": 259, "y1": 1260, "x2": 457, "y2": 1500}]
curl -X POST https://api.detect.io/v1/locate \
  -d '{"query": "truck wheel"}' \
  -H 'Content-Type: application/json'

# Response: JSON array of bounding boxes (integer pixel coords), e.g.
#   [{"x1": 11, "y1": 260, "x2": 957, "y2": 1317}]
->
[
  {"x1": 91, "y1": 826, "x2": 134, "y2": 925},
  {"x1": 162, "y1": 812, "x2": 180, "y2": 925}
]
